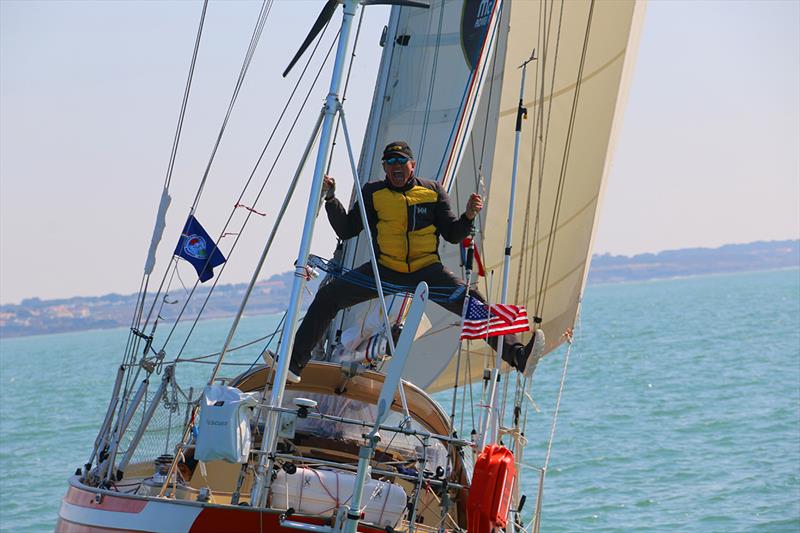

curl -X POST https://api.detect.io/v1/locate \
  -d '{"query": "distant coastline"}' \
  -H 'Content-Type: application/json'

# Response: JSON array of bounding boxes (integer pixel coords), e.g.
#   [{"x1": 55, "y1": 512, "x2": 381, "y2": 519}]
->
[
  {"x1": 586, "y1": 239, "x2": 798, "y2": 284},
  {"x1": 2, "y1": 239, "x2": 797, "y2": 339}
]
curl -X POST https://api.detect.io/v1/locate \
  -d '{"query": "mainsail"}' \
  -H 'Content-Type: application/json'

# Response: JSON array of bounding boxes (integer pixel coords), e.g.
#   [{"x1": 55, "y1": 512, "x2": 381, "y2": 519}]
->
[{"x1": 336, "y1": 0, "x2": 644, "y2": 392}]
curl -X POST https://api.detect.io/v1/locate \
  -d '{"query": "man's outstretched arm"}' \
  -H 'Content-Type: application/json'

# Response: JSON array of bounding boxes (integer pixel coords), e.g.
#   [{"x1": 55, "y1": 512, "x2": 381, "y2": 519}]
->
[
  {"x1": 434, "y1": 184, "x2": 481, "y2": 243},
  {"x1": 323, "y1": 175, "x2": 364, "y2": 240}
]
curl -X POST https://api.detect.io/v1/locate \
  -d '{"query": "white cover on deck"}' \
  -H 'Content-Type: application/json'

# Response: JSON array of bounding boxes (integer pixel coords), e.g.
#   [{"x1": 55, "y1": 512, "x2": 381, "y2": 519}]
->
[{"x1": 195, "y1": 385, "x2": 258, "y2": 463}]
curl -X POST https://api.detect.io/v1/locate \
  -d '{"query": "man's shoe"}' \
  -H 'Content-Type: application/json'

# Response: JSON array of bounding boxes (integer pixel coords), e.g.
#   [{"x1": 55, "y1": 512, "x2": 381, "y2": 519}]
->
[
  {"x1": 261, "y1": 349, "x2": 276, "y2": 366},
  {"x1": 516, "y1": 329, "x2": 546, "y2": 378},
  {"x1": 287, "y1": 367, "x2": 302, "y2": 384},
  {"x1": 263, "y1": 349, "x2": 302, "y2": 383}
]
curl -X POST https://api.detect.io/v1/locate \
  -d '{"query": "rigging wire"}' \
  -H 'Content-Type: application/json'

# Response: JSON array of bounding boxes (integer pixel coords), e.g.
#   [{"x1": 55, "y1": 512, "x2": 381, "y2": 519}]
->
[
  {"x1": 164, "y1": 0, "x2": 210, "y2": 192},
  {"x1": 164, "y1": 28, "x2": 341, "y2": 360},
  {"x1": 155, "y1": 0, "x2": 372, "y2": 363},
  {"x1": 124, "y1": 0, "x2": 210, "y2": 350},
  {"x1": 152, "y1": 17, "x2": 338, "y2": 351},
  {"x1": 416, "y1": 0, "x2": 446, "y2": 167},
  {"x1": 136, "y1": 0, "x2": 274, "y2": 336},
  {"x1": 112, "y1": 0, "x2": 210, "y2": 444},
  {"x1": 535, "y1": 0, "x2": 595, "y2": 320},
  {"x1": 514, "y1": 0, "x2": 554, "y2": 305},
  {"x1": 188, "y1": 0, "x2": 276, "y2": 215},
  {"x1": 521, "y1": 0, "x2": 564, "y2": 311}
]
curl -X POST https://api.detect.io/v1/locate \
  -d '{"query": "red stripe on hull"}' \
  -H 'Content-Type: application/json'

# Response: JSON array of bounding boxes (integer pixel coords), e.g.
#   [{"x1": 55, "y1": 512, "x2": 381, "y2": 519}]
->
[
  {"x1": 59, "y1": 480, "x2": 389, "y2": 533},
  {"x1": 189, "y1": 508, "x2": 386, "y2": 533},
  {"x1": 63, "y1": 486, "x2": 147, "y2": 513}
]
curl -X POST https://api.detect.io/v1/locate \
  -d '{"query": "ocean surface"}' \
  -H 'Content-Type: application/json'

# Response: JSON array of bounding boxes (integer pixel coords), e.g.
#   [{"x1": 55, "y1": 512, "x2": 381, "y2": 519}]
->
[{"x1": 1, "y1": 268, "x2": 798, "y2": 532}]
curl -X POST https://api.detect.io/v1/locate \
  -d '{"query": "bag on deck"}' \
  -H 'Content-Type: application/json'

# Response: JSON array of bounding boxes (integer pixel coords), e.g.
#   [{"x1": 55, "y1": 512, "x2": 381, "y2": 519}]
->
[{"x1": 195, "y1": 385, "x2": 258, "y2": 463}]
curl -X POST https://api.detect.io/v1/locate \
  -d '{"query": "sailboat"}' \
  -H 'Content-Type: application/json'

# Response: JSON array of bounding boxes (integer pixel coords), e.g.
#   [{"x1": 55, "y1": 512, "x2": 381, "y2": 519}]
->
[{"x1": 56, "y1": 0, "x2": 644, "y2": 531}]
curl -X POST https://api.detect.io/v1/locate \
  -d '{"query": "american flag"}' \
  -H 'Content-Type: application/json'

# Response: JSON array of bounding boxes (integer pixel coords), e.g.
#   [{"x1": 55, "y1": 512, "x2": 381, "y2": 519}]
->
[{"x1": 460, "y1": 296, "x2": 530, "y2": 340}]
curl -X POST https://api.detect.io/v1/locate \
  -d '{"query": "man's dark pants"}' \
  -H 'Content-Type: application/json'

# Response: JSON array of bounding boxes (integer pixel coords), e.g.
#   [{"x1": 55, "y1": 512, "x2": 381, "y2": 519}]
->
[{"x1": 290, "y1": 261, "x2": 523, "y2": 373}]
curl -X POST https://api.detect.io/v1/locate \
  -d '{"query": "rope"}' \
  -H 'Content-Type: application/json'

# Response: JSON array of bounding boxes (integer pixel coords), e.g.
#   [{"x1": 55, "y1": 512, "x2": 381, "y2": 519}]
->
[
  {"x1": 535, "y1": 0, "x2": 595, "y2": 320},
  {"x1": 306, "y1": 255, "x2": 466, "y2": 304},
  {"x1": 158, "y1": 24, "x2": 339, "y2": 356},
  {"x1": 525, "y1": 0, "x2": 561, "y2": 308},
  {"x1": 189, "y1": 0, "x2": 275, "y2": 215},
  {"x1": 516, "y1": 0, "x2": 563, "y2": 307},
  {"x1": 530, "y1": 333, "x2": 574, "y2": 533},
  {"x1": 416, "y1": 0, "x2": 446, "y2": 167},
  {"x1": 140, "y1": 0, "x2": 278, "y2": 346},
  {"x1": 174, "y1": 327, "x2": 282, "y2": 364}
]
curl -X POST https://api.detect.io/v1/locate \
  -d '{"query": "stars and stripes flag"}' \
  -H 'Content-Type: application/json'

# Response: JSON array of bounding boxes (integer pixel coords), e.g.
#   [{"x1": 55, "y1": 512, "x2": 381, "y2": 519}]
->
[{"x1": 460, "y1": 296, "x2": 530, "y2": 340}]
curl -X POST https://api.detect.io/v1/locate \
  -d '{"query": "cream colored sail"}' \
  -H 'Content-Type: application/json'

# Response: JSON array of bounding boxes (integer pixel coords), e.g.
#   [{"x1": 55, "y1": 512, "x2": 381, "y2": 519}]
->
[{"x1": 339, "y1": 0, "x2": 645, "y2": 392}]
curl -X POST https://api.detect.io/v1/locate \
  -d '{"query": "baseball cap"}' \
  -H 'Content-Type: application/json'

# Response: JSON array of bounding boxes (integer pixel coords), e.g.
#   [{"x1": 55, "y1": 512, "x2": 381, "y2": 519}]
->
[{"x1": 382, "y1": 141, "x2": 414, "y2": 160}]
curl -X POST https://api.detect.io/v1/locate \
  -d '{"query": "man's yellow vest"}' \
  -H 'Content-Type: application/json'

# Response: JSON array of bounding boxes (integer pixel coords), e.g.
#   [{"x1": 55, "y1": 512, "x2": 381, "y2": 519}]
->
[{"x1": 325, "y1": 177, "x2": 473, "y2": 273}]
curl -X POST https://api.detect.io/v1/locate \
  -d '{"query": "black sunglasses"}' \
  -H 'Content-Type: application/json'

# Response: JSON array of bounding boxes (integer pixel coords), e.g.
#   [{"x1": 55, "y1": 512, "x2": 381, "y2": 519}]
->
[{"x1": 384, "y1": 156, "x2": 410, "y2": 165}]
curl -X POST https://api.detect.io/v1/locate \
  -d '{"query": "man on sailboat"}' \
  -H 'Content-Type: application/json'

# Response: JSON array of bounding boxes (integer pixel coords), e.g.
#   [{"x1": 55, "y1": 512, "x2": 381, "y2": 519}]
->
[{"x1": 285, "y1": 141, "x2": 542, "y2": 383}]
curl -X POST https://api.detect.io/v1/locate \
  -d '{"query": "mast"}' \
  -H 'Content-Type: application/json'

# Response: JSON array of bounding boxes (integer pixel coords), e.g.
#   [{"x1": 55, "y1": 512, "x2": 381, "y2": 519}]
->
[
  {"x1": 480, "y1": 52, "x2": 534, "y2": 448},
  {"x1": 251, "y1": 0, "x2": 431, "y2": 509},
  {"x1": 250, "y1": 0, "x2": 362, "y2": 507}
]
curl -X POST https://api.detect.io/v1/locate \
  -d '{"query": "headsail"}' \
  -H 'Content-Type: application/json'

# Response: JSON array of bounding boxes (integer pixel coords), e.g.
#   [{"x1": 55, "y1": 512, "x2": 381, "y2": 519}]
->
[{"x1": 339, "y1": 0, "x2": 644, "y2": 392}]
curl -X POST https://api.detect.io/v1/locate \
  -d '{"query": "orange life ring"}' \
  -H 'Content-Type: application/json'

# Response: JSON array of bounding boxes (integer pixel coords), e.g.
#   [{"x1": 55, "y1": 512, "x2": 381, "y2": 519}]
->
[{"x1": 466, "y1": 444, "x2": 517, "y2": 532}]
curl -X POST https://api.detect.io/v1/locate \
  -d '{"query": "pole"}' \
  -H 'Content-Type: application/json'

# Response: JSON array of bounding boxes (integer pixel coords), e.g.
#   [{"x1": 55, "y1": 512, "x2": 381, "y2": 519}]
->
[
  {"x1": 479, "y1": 53, "x2": 532, "y2": 450},
  {"x1": 251, "y1": 0, "x2": 361, "y2": 508}
]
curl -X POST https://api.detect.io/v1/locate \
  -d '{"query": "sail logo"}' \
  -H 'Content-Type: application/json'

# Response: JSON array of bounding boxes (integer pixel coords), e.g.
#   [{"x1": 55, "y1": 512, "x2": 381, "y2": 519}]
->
[
  {"x1": 475, "y1": 0, "x2": 493, "y2": 28},
  {"x1": 461, "y1": 0, "x2": 496, "y2": 70},
  {"x1": 416, "y1": 206, "x2": 428, "y2": 216},
  {"x1": 183, "y1": 234, "x2": 209, "y2": 259}
]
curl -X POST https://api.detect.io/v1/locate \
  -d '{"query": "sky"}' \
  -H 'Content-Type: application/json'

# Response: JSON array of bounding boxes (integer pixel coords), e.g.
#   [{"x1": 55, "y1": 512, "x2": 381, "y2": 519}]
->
[{"x1": 1, "y1": 0, "x2": 798, "y2": 305}]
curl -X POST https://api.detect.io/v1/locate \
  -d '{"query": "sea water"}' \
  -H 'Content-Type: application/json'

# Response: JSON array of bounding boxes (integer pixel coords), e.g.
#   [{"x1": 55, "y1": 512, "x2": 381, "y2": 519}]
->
[{"x1": 1, "y1": 268, "x2": 798, "y2": 532}]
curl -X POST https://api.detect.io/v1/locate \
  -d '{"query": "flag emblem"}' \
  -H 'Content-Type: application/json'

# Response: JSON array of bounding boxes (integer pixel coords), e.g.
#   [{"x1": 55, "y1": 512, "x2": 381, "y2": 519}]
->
[
  {"x1": 183, "y1": 235, "x2": 209, "y2": 259},
  {"x1": 460, "y1": 296, "x2": 529, "y2": 340}
]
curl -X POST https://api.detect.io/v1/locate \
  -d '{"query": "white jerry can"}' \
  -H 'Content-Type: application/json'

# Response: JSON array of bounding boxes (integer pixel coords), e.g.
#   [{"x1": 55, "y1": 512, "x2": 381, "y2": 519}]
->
[
  {"x1": 195, "y1": 385, "x2": 258, "y2": 463},
  {"x1": 271, "y1": 467, "x2": 408, "y2": 528}
]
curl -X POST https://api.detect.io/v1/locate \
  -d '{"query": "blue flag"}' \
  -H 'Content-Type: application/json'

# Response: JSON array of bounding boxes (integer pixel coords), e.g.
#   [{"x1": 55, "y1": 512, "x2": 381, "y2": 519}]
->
[{"x1": 174, "y1": 215, "x2": 226, "y2": 282}]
